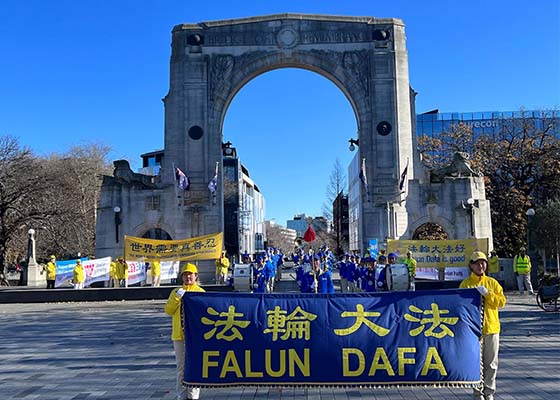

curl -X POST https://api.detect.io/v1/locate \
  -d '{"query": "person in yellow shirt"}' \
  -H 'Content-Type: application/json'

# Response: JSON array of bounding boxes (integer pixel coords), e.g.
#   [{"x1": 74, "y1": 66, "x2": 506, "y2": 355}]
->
[
  {"x1": 116, "y1": 257, "x2": 129, "y2": 288},
  {"x1": 151, "y1": 260, "x2": 161, "y2": 287},
  {"x1": 214, "y1": 251, "x2": 229, "y2": 284},
  {"x1": 165, "y1": 263, "x2": 205, "y2": 400},
  {"x1": 460, "y1": 251, "x2": 506, "y2": 400},
  {"x1": 45, "y1": 255, "x2": 57, "y2": 289},
  {"x1": 73, "y1": 259, "x2": 85, "y2": 289},
  {"x1": 109, "y1": 259, "x2": 117, "y2": 288},
  {"x1": 488, "y1": 250, "x2": 500, "y2": 278}
]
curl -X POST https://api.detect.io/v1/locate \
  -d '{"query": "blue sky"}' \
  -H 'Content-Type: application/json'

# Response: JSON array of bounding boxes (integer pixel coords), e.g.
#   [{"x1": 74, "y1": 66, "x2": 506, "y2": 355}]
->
[{"x1": 1, "y1": 0, "x2": 559, "y2": 226}]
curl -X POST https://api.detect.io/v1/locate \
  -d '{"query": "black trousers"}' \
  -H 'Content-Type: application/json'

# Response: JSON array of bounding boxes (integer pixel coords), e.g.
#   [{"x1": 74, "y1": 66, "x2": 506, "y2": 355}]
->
[{"x1": 46, "y1": 280, "x2": 55, "y2": 289}]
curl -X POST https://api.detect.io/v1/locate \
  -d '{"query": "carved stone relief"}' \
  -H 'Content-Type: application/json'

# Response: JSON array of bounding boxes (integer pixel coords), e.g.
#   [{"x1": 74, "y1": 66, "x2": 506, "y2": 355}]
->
[
  {"x1": 210, "y1": 55, "x2": 234, "y2": 101},
  {"x1": 343, "y1": 50, "x2": 369, "y2": 97}
]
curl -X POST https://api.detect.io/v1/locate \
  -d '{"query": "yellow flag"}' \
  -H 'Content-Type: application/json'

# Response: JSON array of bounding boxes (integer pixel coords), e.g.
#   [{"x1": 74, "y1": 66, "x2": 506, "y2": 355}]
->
[
  {"x1": 387, "y1": 238, "x2": 489, "y2": 269},
  {"x1": 124, "y1": 232, "x2": 223, "y2": 262}
]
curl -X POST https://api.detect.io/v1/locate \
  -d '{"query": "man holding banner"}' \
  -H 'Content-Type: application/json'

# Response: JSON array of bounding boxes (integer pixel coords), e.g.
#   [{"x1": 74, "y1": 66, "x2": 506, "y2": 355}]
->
[{"x1": 460, "y1": 251, "x2": 506, "y2": 400}]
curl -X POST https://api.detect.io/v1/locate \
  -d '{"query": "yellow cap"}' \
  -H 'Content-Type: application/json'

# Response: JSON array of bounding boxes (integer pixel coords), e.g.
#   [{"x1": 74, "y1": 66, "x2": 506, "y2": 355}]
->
[
  {"x1": 76, "y1": 259, "x2": 81, "y2": 264},
  {"x1": 50, "y1": 255, "x2": 56, "y2": 259},
  {"x1": 181, "y1": 263, "x2": 198, "y2": 274},
  {"x1": 470, "y1": 251, "x2": 487, "y2": 262}
]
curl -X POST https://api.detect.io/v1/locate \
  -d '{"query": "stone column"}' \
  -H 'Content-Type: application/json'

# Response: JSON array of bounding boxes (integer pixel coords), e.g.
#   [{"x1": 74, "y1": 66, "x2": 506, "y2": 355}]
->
[{"x1": 24, "y1": 229, "x2": 45, "y2": 287}]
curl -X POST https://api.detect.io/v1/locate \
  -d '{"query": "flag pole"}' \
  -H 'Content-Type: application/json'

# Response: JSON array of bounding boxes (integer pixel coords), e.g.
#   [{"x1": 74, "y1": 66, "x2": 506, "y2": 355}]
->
[{"x1": 172, "y1": 163, "x2": 180, "y2": 206}]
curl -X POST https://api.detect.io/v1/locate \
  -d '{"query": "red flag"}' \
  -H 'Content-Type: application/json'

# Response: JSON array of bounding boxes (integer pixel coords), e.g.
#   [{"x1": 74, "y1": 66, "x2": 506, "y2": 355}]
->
[{"x1": 303, "y1": 225, "x2": 316, "y2": 242}]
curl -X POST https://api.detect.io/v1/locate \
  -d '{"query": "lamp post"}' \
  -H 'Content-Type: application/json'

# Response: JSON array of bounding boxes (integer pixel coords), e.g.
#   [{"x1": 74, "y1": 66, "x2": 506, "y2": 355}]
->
[
  {"x1": 461, "y1": 198, "x2": 476, "y2": 237},
  {"x1": 114, "y1": 206, "x2": 122, "y2": 243},
  {"x1": 526, "y1": 208, "x2": 535, "y2": 250},
  {"x1": 348, "y1": 138, "x2": 359, "y2": 151}
]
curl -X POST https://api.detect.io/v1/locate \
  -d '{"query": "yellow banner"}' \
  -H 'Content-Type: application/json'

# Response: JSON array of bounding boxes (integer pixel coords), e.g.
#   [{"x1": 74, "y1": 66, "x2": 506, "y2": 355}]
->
[
  {"x1": 387, "y1": 238, "x2": 489, "y2": 269},
  {"x1": 124, "y1": 232, "x2": 223, "y2": 262}
]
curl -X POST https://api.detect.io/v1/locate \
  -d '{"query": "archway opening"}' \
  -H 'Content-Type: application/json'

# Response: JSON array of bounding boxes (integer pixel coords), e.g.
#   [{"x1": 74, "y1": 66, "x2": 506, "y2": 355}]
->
[
  {"x1": 222, "y1": 67, "x2": 357, "y2": 257},
  {"x1": 142, "y1": 228, "x2": 172, "y2": 240},
  {"x1": 412, "y1": 223, "x2": 449, "y2": 240}
]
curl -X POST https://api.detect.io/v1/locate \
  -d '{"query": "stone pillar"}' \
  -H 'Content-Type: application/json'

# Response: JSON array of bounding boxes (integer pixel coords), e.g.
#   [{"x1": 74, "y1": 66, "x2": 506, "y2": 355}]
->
[{"x1": 24, "y1": 229, "x2": 45, "y2": 287}]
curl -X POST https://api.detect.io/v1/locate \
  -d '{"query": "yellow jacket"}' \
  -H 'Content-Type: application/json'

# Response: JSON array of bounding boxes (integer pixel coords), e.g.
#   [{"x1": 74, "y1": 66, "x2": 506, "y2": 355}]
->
[
  {"x1": 165, "y1": 284, "x2": 205, "y2": 341},
  {"x1": 151, "y1": 261, "x2": 161, "y2": 277},
  {"x1": 116, "y1": 260, "x2": 128, "y2": 279},
  {"x1": 73, "y1": 264, "x2": 85, "y2": 284},
  {"x1": 109, "y1": 262, "x2": 116, "y2": 278},
  {"x1": 488, "y1": 255, "x2": 499, "y2": 274},
  {"x1": 215, "y1": 257, "x2": 230, "y2": 274},
  {"x1": 45, "y1": 261, "x2": 56, "y2": 280},
  {"x1": 460, "y1": 273, "x2": 506, "y2": 335}
]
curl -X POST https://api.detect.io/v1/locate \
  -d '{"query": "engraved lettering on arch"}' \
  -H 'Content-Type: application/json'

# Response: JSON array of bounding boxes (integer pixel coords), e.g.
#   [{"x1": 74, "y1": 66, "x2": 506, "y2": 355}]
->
[
  {"x1": 210, "y1": 55, "x2": 234, "y2": 100},
  {"x1": 343, "y1": 50, "x2": 369, "y2": 97}
]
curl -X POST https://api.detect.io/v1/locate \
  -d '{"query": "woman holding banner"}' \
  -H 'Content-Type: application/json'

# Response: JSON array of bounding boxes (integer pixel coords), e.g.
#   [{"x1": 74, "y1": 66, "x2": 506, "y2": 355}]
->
[
  {"x1": 165, "y1": 263, "x2": 205, "y2": 400},
  {"x1": 72, "y1": 260, "x2": 85, "y2": 290},
  {"x1": 460, "y1": 251, "x2": 506, "y2": 400}
]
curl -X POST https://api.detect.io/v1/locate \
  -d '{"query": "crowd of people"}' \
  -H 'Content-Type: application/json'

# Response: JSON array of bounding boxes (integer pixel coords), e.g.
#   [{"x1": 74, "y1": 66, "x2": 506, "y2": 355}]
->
[{"x1": 222, "y1": 245, "x2": 418, "y2": 295}]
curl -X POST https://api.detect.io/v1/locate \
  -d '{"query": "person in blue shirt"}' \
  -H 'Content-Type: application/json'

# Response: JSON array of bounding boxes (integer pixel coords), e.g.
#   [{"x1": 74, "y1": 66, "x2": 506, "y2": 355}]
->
[
  {"x1": 301, "y1": 255, "x2": 319, "y2": 293},
  {"x1": 317, "y1": 256, "x2": 335, "y2": 294},
  {"x1": 301, "y1": 255, "x2": 334, "y2": 293},
  {"x1": 337, "y1": 254, "x2": 349, "y2": 293},
  {"x1": 376, "y1": 254, "x2": 391, "y2": 291},
  {"x1": 263, "y1": 253, "x2": 276, "y2": 293},
  {"x1": 252, "y1": 256, "x2": 267, "y2": 293},
  {"x1": 360, "y1": 257, "x2": 377, "y2": 292}
]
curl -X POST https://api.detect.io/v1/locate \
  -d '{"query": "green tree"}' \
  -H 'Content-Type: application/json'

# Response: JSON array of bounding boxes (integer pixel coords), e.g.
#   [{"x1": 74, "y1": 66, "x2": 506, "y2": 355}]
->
[{"x1": 532, "y1": 199, "x2": 560, "y2": 266}]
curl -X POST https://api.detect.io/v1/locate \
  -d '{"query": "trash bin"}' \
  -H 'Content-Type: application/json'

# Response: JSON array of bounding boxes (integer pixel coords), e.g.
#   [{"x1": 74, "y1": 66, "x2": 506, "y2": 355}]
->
[{"x1": 233, "y1": 264, "x2": 252, "y2": 292}]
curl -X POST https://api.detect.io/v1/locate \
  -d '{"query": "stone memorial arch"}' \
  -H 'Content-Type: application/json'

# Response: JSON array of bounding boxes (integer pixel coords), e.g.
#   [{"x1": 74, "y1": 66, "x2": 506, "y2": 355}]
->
[
  {"x1": 164, "y1": 14, "x2": 414, "y2": 244},
  {"x1": 96, "y1": 14, "x2": 493, "y2": 279}
]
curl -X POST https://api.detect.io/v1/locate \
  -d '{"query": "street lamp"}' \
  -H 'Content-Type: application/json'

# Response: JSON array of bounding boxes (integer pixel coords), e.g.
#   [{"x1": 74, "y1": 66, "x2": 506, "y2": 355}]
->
[
  {"x1": 348, "y1": 138, "x2": 359, "y2": 151},
  {"x1": 461, "y1": 198, "x2": 477, "y2": 237},
  {"x1": 114, "y1": 206, "x2": 122, "y2": 243},
  {"x1": 526, "y1": 208, "x2": 535, "y2": 250}
]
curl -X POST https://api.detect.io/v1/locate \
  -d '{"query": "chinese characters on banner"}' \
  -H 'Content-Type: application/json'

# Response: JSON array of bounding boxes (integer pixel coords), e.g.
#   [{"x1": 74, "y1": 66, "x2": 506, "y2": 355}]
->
[
  {"x1": 124, "y1": 232, "x2": 223, "y2": 262},
  {"x1": 387, "y1": 239, "x2": 489, "y2": 281},
  {"x1": 183, "y1": 290, "x2": 482, "y2": 388}
]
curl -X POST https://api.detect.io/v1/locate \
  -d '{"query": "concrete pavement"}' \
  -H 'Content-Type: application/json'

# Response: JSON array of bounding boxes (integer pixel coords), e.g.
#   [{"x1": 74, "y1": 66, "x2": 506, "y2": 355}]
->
[{"x1": 0, "y1": 292, "x2": 558, "y2": 399}]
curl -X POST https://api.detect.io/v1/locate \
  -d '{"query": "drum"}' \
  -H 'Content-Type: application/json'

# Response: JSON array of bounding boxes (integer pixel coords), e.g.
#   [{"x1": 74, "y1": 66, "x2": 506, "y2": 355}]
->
[
  {"x1": 232, "y1": 264, "x2": 253, "y2": 292},
  {"x1": 376, "y1": 264, "x2": 410, "y2": 291},
  {"x1": 389, "y1": 264, "x2": 411, "y2": 291}
]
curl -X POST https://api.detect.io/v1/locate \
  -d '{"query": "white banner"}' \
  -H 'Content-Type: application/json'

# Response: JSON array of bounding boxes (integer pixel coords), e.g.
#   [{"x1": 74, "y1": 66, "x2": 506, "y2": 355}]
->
[
  {"x1": 160, "y1": 261, "x2": 180, "y2": 280},
  {"x1": 83, "y1": 257, "x2": 111, "y2": 287},
  {"x1": 127, "y1": 261, "x2": 146, "y2": 285},
  {"x1": 415, "y1": 267, "x2": 470, "y2": 281}
]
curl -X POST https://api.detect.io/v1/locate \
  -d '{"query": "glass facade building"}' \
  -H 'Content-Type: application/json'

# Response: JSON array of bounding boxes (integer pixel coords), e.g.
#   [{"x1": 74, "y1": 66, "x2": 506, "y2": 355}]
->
[{"x1": 417, "y1": 109, "x2": 559, "y2": 138}]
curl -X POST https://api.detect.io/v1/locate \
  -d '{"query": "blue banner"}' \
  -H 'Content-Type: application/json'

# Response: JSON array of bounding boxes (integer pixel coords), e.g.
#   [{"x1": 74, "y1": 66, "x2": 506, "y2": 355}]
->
[
  {"x1": 183, "y1": 289, "x2": 482, "y2": 388},
  {"x1": 54, "y1": 258, "x2": 88, "y2": 288}
]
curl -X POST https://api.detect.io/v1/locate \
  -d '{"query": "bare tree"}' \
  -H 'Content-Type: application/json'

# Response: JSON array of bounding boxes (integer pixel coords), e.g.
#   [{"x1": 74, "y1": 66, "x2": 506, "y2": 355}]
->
[
  {"x1": 265, "y1": 223, "x2": 296, "y2": 253},
  {"x1": 37, "y1": 143, "x2": 112, "y2": 260},
  {"x1": 322, "y1": 158, "x2": 347, "y2": 220},
  {"x1": 0, "y1": 136, "x2": 55, "y2": 272}
]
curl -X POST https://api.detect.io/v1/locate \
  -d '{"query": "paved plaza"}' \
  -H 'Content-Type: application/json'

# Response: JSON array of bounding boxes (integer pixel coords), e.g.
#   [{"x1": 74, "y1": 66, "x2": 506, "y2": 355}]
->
[{"x1": 0, "y1": 292, "x2": 558, "y2": 400}]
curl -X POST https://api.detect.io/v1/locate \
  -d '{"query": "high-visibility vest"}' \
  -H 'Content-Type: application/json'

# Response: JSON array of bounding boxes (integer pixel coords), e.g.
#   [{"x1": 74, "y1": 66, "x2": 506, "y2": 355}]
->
[
  {"x1": 404, "y1": 258, "x2": 417, "y2": 276},
  {"x1": 514, "y1": 255, "x2": 531, "y2": 274}
]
